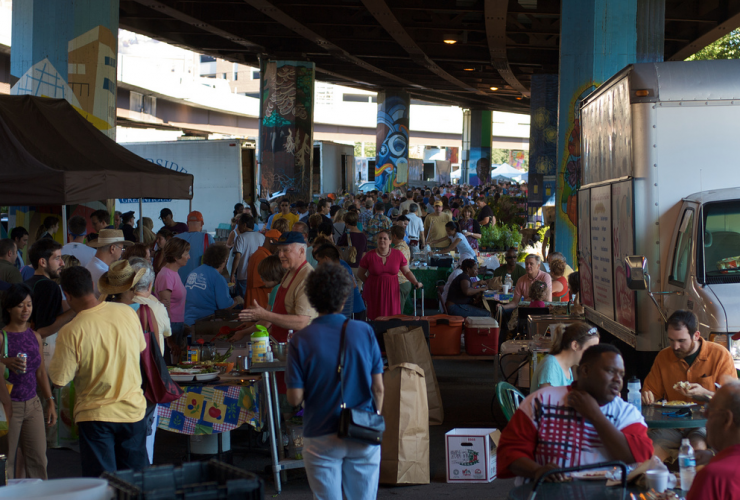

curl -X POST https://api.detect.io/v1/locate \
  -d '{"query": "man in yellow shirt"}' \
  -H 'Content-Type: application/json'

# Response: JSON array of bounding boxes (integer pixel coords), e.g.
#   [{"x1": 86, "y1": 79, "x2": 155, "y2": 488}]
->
[
  {"x1": 424, "y1": 200, "x2": 453, "y2": 248},
  {"x1": 272, "y1": 198, "x2": 299, "y2": 230},
  {"x1": 50, "y1": 266, "x2": 148, "y2": 477}
]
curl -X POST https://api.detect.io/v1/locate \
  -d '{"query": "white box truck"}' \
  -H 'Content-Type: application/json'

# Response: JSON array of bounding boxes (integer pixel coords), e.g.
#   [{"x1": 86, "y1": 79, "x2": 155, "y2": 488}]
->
[
  {"x1": 577, "y1": 60, "x2": 740, "y2": 356},
  {"x1": 117, "y1": 139, "x2": 256, "y2": 233},
  {"x1": 312, "y1": 141, "x2": 355, "y2": 195}
]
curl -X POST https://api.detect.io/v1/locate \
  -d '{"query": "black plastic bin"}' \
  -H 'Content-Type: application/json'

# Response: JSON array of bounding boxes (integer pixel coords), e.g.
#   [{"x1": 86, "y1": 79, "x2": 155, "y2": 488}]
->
[{"x1": 103, "y1": 459, "x2": 263, "y2": 500}]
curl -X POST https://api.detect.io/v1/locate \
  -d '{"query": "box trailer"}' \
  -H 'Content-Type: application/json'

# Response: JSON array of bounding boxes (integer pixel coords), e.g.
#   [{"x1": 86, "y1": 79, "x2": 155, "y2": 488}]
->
[
  {"x1": 117, "y1": 139, "x2": 256, "y2": 233},
  {"x1": 312, "y1": 141, "x2": 355, "y2": 196},
  {"x1": 578, "y1": 60, "x2": 740, "y2": 352}
]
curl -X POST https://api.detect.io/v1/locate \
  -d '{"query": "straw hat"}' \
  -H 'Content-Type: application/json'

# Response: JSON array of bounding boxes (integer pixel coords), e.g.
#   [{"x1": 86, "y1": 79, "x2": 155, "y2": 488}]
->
[
  {"x1": 87, "y1": 229, "x2": 134, "y2": 248},
  {"x1": 98, "y1": 260, "x2": 146, "y2": 296}
]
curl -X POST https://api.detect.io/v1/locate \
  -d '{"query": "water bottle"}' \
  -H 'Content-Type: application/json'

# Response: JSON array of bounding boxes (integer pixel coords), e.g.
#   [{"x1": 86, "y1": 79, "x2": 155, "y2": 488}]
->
[
  {"x1": 678, "y1": 438, "x2": 696, "y2": 491},
  {"x1": 627, "y1": 377, "x2": 641, "y2": 413},
  {"x1": 504, "y1": 274, "x2": 513, "y2": 294}
]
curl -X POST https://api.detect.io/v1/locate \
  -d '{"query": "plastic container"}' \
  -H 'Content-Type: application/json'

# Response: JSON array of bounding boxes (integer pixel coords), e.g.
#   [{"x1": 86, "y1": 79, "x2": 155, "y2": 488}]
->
[
  {"x1": 627, "y1": 377, "x2": 642, "y2": 413},
  {"x1": 0, "y1": 478, "x2": 109, "y2": 500},
  {"x1": 104, "y1": 459, "x2": 263, "y2": 500},
  {"x1": 423, "y1": 314, "x2": 464, "y2": 355},
  {"x1": 250, "y1": 327, "x2": 269, "y2": 364},
  {"x1": 678, "y1": 438, "x2": 696, "y2": 491},
  {"x1": 463, "y1": 317, "x2": 500, "y2": 355}
]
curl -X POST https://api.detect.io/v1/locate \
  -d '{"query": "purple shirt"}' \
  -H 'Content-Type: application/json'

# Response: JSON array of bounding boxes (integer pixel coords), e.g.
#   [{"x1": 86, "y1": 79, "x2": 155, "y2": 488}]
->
[{"x1": 4, "y1": 328, "x2": 41, "y2": 402}]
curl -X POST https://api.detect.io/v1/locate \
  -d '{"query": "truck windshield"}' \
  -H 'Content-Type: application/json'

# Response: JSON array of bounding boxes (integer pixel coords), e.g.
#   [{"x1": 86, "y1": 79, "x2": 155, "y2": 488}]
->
[{"x1": 701, "y1": 200, "x2": 740, "y2": 281}]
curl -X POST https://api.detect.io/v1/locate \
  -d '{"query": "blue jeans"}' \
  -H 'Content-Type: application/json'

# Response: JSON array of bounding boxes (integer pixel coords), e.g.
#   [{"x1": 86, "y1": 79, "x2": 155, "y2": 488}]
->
[
  {"x1": 78, "y1": 418, "x2": 149, "y2": 477},
  {"x1": 447, "y1": 303, "x2": 491, "y2": 317},
  {"x1": 303, "y1": 433, "x2": 380, "y2": 500},
  {"x1": 235, "y1": 279, "x2": 247, "y2": 299}
]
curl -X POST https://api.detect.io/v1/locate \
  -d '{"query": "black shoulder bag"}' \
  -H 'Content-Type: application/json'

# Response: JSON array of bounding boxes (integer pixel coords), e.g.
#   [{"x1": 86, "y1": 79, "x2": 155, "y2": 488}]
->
[{"x1": 337, "y1": 319, "x2": 385, "y2": 445}]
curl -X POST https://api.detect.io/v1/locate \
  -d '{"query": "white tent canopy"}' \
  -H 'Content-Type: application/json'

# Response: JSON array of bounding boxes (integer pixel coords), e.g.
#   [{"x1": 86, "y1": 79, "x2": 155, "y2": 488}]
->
[{"x1": 491, "y1": 163, "x2": 527, "y2": 183}]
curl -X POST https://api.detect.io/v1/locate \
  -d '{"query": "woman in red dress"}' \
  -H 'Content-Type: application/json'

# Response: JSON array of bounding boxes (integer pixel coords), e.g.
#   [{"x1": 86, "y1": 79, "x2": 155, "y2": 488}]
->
[{"x1": 358, "y1": 230, "x2": 423, "y2": 319}]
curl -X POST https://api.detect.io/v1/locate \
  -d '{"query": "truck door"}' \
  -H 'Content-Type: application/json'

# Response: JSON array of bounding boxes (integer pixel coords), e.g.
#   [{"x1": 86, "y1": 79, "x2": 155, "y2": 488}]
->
[{"x1": 663, "y1": 203, "x2": 698, "y2": 313}]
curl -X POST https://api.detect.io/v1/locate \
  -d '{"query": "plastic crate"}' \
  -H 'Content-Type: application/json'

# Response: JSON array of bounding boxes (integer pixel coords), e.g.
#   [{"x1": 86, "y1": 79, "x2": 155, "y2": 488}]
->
[{"x1": 103, "y1": 459, "x2": 263, "y2": 500}]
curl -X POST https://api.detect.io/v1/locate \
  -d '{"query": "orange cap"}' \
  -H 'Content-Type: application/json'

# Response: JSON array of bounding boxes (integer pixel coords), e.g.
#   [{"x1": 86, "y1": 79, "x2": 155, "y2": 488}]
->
[
  {"x1": 264, "y1": 229, "x2": 282, "y2": 240},
  {"x1": 327, "y1": 193, "x2": 336, "y2": 200},
  {"x1": 187, "y1": 211, "x2": 204, "y2": 223}
]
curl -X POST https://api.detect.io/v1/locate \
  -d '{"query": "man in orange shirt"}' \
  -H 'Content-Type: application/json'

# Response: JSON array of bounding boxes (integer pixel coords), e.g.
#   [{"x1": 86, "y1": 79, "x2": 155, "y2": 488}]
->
[
  {"x1": 243, "y1": 229, "x2": 281, "y2": 309},
  {"x1": 642, "y1": 310, "x2": 737, "y2": 463}
]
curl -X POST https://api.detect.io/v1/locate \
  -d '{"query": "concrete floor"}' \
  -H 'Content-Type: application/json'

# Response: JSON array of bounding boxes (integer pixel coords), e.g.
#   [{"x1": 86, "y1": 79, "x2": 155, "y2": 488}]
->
[{"x1": 48, "y1": 358, "x2": 516, "y2": 499}]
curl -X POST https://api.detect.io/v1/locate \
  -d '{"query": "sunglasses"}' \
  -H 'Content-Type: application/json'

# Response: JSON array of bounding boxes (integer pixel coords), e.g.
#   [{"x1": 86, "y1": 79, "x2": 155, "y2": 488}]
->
[{"x1": 505, "y1": 256, "x2": 516, "y2": 260}]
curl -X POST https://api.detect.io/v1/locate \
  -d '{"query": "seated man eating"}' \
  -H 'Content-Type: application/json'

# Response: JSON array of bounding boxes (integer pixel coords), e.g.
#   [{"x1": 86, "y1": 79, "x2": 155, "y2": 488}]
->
[
  {"x1": 498, "y1": 344, "x2": 653, "y2": 482},
  {"x1": 642, "y1": 310, "x2": 737, "y2": 463}
]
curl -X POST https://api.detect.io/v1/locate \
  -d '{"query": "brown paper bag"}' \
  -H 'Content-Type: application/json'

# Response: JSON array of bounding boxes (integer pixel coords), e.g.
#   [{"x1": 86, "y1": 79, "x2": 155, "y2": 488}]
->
[
  {"x1": 380, "y1": 362, "x2": 430, "y2": 485},
  {"x1": 384, "y1": 327, "x2": 444, "y2": 425}
]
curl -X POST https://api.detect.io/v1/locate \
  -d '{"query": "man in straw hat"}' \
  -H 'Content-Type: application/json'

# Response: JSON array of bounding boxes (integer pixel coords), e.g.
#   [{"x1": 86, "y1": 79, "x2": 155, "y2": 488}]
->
[
  {"x1": 85, "y1": 229, "x2": 133, "y2": 298},
  {"x1": 50, "y1": 266, "x2": 148, "y2": 477}
]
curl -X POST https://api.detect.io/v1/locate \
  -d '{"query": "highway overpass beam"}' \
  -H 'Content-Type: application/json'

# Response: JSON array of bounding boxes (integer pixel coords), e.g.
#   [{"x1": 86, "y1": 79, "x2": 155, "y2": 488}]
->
[
  {"x1": 258, "y1": 60, "x2": 316, "y2": 202},
  {"x1": 10, "y1": 0, "x2": 120, "y2": 140},
  {"x1": 555, "y1": 0, "x2": 664, "y2": 264}
]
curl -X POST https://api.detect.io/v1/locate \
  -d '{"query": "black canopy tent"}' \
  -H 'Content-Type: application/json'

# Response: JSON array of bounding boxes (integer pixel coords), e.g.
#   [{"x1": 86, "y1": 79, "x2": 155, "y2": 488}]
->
[{"x1": 0, "y1": 95, "x2": 193, "y2": 239}]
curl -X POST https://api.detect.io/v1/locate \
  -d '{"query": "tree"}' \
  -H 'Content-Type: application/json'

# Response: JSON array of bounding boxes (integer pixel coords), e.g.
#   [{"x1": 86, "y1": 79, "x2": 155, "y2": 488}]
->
[
  {"x1": 686, "y1": 29, "x2": 740, "y2": 61},
  {"x1": 491, "y1": 149, "x2": 510, "y2": 164}
]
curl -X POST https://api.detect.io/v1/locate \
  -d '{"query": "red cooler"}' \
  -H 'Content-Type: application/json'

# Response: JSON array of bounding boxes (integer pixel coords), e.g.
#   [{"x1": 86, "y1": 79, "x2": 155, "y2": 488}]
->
[
  {"x1": 464, "y1": 317, "x2": 500, "y2": 355},
  {"x1": 423, "y1": 315, "x2": 465, "y2": 355}
]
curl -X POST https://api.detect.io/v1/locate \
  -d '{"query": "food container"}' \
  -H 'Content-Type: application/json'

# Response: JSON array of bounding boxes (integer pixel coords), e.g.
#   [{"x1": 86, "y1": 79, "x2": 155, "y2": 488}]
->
[
  {"x1": 250, "y1": 327, "x2": 269, "y2": 364},
  {"x1": 274, "y1": 343, "x2": 287, "y2": 362}
]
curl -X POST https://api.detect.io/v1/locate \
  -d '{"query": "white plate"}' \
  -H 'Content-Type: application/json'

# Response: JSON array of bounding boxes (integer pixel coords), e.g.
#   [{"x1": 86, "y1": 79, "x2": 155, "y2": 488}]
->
[
  {"x1": 571, "y1": 470, "x2": 611, "y2": 480},
  {"x1": 170, "y1": 374, "x2": 195, "y2": 383},
  {"x1": 652, "y1": 401, "x2": 697, "y2": 408},
  {"x1": 195, "y1": 372, "x2": 219, "y2": 382}
]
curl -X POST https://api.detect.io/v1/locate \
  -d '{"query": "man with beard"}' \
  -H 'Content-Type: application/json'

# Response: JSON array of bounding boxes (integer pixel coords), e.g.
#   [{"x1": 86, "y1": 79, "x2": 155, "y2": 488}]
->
[
  {"x1": 24, "y1": 239, "x2": 76, "y2": 338},
  {"x1": 498, "y1": 344, "x2": 653, "y2": 482},
  {"x1": 642, "y1": 310, "x2": 737, "y2": 463}
]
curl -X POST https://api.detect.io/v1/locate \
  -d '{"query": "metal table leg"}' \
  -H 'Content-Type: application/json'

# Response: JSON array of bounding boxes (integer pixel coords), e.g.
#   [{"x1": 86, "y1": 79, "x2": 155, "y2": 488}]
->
[
  {"x1": 271, "y1": 371, "x2": 288, "y2": 483},
  {"x1": 263, "y1": 371, "x2": 282, "y2": 493},
  {"x1": 217, "y1": 432, "x2": 223, "y2": 462}
]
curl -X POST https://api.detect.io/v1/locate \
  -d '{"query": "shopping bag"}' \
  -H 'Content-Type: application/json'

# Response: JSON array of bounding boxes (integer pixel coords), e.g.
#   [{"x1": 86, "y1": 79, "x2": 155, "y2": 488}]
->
[
  {"x1": 383, "y1": 327, "x2": 444, "y2": 425},
  {"x1": 380, "y1": 362, "x2": 430, "y2": 484},
  {"x1": 0, "y1": 402, "x2": 8, "y2": 437}
]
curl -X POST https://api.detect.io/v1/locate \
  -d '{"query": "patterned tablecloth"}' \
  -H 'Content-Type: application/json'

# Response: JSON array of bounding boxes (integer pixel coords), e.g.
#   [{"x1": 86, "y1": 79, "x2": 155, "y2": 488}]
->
[{"x1": 157, "y1": 381, "x2": 262, "y2": 435}]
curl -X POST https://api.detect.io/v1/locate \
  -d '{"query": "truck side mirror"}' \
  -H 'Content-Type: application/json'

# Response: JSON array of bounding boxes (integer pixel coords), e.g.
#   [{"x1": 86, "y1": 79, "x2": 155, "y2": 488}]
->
[{"x1": 625, "y1": 255, "x2": 649, "y2": 291}]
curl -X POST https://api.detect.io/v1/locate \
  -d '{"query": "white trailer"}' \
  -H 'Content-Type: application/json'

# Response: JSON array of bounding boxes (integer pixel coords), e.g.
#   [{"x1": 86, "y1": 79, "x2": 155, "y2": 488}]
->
[
  {"x1": 117, "y1": 139, "x2": 256, "y2": 232},
  {"x1": 578, "y1": 60, "x2": 740, "y2": 353},
  {"x1": 312, "y1": 141, "x2": 355, "y2": 195}
]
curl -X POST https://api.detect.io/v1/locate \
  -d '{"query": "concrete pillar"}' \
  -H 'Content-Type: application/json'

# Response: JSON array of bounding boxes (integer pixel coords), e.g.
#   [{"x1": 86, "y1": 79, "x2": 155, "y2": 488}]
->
[
  {"x1": 555, "y1": 0, "x2": 664, "y2": 263},
  {"x1": 466, "y1": 109, "x2": 492, "y2": 187},
  {"x1": 375, "y1": 90, "x2": 409, "y2": 193},
  {"x1": 10, "y1": 0, "x2": 119, "y2": 140},
  {"x1": 258, "y1": 60, "x2": 316, "y2": 202},
  {"x1": 527, "y1": 75, "x2": 559, "y2": 212}
]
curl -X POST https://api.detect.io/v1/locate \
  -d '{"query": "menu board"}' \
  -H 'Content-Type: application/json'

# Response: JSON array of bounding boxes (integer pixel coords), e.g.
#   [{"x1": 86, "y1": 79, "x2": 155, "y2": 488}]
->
[
  {"x1": 612, "y1": 180, "x2": 636, "y2": 331},
  {"x1": 578, "y1": 189, "x2": 595, "y2": 308},
  {"x1": 590, "y1": 185, "x2": 615, "y2": 320}
]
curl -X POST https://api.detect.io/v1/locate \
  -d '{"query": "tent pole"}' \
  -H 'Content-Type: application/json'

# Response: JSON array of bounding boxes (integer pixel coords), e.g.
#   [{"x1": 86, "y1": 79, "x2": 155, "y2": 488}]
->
[
  {"x1": 62, "y1": 206, "x2": 67, "y2": 244},
  {"x1": 139, "y1": 198, "x2": 143, "y2": 242},
  {"x1": 189, "y1": 199, "x2": 192, "y2": 213}
]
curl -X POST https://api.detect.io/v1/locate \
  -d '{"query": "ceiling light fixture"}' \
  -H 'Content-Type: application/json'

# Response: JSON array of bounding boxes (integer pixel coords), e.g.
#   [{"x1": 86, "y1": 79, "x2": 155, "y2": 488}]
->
[
  {"x1": 444, "y1": 39, "x2": 457, "y2": 45},
  {"x1": 443, "y1": 34, "x2": 459, "y2": 44},
  {"x1": 463, "y1": 67, "x2": 475, "y2": 71},
  {"x1": 490, "y1": 86, "x2": 499, "y2": 91}
]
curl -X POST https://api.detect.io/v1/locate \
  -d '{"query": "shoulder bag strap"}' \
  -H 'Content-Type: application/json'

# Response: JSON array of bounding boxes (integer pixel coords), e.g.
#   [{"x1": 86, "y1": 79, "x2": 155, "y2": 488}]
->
[
  {"x1": 337, "y1": 319, "x2": 350, "y2": 408},
  {"x1": 2, "y1": 330, "x2": 7, "y2": 380}
]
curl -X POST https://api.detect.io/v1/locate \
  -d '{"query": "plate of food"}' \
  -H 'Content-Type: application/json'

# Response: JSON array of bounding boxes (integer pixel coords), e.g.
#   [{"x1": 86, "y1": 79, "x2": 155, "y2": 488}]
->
[
  {"x1": 195, "y1": 372, "x2": 219, "y2": 382},
  {"x1": 652, "y1": 400, "x2": 697, "y2": 408},
  {"x1": 170, "y1": 373, "x2": 196, "y2": 382},
  {"x1": 571, "y1": 470, "x2": 612, "y2": 480}
]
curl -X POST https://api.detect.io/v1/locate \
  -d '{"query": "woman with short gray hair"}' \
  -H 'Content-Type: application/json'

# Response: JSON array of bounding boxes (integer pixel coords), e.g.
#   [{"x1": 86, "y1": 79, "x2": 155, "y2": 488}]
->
[{"x1": 128, "y1": 257, "x2": 172, "y2": 356}]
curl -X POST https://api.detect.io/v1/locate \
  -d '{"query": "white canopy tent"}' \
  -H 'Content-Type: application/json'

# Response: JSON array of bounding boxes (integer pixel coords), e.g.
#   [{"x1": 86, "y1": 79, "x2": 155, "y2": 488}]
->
[{"x1": 491, "y1": 163, "x2": 527, "y2": 183}]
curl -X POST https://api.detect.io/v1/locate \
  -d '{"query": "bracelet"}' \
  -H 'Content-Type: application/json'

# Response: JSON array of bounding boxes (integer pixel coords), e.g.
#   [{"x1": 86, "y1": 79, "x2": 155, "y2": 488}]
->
[{"x1": 47, "y1": 396, "x2": 55, "y2": 401}]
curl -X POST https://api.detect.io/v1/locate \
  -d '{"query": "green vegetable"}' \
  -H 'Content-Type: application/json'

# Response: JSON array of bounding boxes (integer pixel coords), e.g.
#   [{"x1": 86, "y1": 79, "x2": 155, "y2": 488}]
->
[{"x1": 214, "y1": 344, "x2": 234, "y2": 363}]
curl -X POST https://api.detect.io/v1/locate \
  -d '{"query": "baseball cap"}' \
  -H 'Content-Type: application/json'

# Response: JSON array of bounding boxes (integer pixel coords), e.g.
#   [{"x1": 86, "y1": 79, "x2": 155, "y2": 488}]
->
[
  {"x1": 276, "y1": 231, "x2": 305, "y2": 245},
  {"x1": 434, "y1": 201, "x2": 443, "y2": 207},
  {"x1": 187, "y1": 211, "x2": 204, "y2": 223},
  {"x1": 264, "y1": 229, "x2": 282, "y2": 240},
  {"x1": 327, "y1": 193, "x2": 336, "y2": 200}
]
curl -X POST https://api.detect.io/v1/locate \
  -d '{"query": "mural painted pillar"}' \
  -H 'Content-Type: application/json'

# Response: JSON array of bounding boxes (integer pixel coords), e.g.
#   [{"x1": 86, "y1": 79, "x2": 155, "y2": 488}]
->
[
  {"x1": 10, "y1": 0, "x2": 119, "y2": 140},
  {"x1": 259, "y1": 60, "x2": 316, "y2": 201},
  {"x1": 555, "y1": 0, "x2": 663, "y2": 264},
  {"x1": 467, "y1": 109, "x2": 492, "y2": 187},
  {"x1": 375, "y1": 90, "x2": 409, "y2": 193},
  {"x1": 527, "y1": 75, "x2": 559, "y2": 210}
]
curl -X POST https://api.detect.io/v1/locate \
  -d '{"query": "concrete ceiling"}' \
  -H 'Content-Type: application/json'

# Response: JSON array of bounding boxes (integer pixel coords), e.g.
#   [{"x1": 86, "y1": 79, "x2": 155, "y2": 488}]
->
[{"x1": 119, "y1": 0, "x2": 740, "y2": 112}]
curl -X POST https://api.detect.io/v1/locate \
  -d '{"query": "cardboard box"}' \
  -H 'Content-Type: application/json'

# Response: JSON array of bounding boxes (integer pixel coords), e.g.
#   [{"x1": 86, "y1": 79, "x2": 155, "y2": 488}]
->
[{"x1": 445, "y1": 428, "x2": 500, "y2": 483}]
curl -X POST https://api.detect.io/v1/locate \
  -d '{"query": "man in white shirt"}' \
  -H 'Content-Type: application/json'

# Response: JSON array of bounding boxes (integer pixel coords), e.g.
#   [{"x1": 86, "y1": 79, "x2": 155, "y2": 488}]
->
[
  {"x1": 62, "y1": 216, "x2": 96, "y2": 267},
  {"x1": 85, "y1": 229, "x2": 131, "y2": 298},
  {"x1": 405, "y1": 203, "x2": 425, "y2": 249},
  {"x1": 231, "y1": 214, "x2": 265, "y2": 298}
]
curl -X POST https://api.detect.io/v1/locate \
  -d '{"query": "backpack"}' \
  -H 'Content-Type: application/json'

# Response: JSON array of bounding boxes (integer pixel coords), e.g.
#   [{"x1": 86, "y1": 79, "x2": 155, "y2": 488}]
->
[{"x1": 338, "y1": 231, "x2": 358, "y2": 265}]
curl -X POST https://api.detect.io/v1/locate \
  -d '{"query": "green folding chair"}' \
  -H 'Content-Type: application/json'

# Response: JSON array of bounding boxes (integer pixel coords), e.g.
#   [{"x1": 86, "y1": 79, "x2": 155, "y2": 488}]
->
[{"x1": 496, "y1": 382, "x2": 526, "y2": 422}]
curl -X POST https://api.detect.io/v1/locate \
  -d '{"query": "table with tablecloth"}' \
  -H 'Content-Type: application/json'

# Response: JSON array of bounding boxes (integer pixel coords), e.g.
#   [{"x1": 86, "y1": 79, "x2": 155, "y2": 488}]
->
[
  {"x1": 402, "y1": 267, "x2": 453, "y2": 314},
  {"x1": 157, "y1": 378, "x2": 262, "y2": 435}
]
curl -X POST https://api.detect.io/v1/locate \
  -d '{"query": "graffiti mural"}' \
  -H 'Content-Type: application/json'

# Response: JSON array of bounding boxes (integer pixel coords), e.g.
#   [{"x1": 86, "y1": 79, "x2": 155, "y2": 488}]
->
[
  {"x1": 468, "y1": 110, "x2": 492, "y2": 186},
  {"x1": 259, "y1": 61, "x2": 315, "y2": 201},
  {"x1": 375, "y1": 91, "x2": 409, "y2": 193},
  {"x1": 528, "y1": 74, "x2": 559, "y2": 208}
]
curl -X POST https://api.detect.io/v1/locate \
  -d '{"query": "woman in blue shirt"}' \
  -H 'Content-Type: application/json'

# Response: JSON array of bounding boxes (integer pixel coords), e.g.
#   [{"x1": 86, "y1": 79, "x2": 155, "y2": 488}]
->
[
  {"x1": 530, "y1": 321, "x2": 600, "y2": 393},
  {"x1": 183, "y1": 245, "x2": 241, "y2": 326},
  {"x1": 285, "y1": 262, "x2": 383, "y2": 500}
]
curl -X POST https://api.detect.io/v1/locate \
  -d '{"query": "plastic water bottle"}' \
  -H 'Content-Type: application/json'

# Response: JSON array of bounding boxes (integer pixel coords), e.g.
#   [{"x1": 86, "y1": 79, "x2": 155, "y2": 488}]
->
[
  {"x1": 504, "y1": 274, "x2": 513, "y2": 294},
  {"x1": 627, "y1": 377, "x2": 642, "y2": 413},
  {"x1": 679, "y1": 438, "x2": 696, "y2": 491}
]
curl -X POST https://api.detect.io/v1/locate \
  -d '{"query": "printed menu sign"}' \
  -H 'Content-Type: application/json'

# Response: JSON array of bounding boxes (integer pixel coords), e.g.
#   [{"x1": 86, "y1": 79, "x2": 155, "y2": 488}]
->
[{"x1": 590, "y1": 185, "x2": 615, "y2": 320}]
